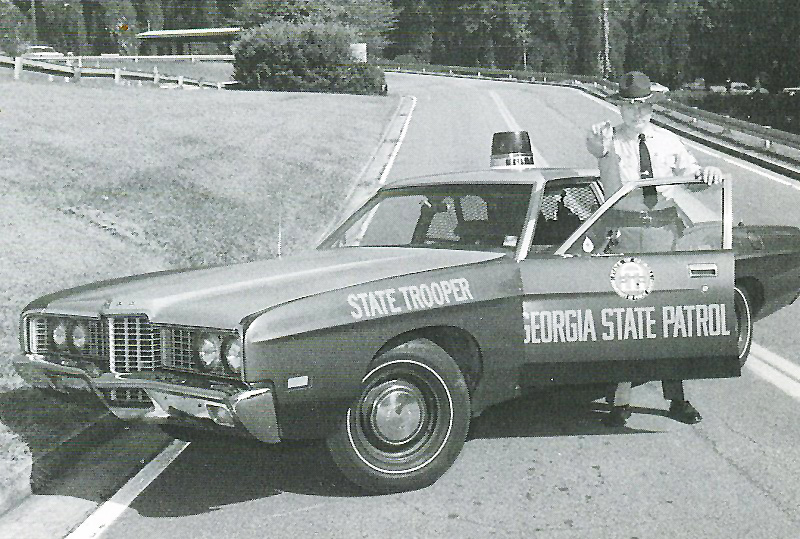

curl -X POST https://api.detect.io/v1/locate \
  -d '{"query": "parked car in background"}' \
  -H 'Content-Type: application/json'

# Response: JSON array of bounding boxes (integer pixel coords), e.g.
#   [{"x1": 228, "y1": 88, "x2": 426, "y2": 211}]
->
[
  {"x1": 650, "y1": 82, "x2": 670, "y2": 93},
  {"x1": 680, "y1": 78, "x2": 706, "y2": 91},
  {"x1": 21, "y1": 45, "x2": 65, "y2": 59},
  {"x1": 728, "y1": 82, "x2": 752, "y2": 95},
  {"x1": 782, "y1": 87, "x2": 800, "y2": 96}
]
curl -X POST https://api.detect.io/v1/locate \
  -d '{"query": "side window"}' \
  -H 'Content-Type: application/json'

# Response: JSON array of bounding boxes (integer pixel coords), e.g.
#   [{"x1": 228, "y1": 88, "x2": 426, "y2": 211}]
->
[
  {"x1": 566, "y1": 182, "x2": 723, "y2": 256},
  {"x1": 530, "y1": 184, "x2": 600, "y2": 251}
]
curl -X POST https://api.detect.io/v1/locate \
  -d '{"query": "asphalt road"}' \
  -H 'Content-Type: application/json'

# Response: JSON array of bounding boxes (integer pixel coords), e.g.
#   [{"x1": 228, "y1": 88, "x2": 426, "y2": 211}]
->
[{"x1": 9, "y1": 72, "x2": 800, "y2": 539}]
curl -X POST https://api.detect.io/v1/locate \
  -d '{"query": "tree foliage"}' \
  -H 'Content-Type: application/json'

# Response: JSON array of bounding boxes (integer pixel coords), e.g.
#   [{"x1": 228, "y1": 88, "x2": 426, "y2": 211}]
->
[
  {"x1": 4, "y1": 0, "x2": 799, "y2": 89},
  {"x1": 233, "y1": 20, "x2": 386, "y2": 94}
]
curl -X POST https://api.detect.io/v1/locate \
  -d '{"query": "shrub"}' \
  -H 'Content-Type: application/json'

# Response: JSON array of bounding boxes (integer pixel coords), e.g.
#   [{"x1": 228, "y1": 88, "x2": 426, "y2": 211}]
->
[{"x1": 232, "y1": 21, "x2": 386, "y2": 95}]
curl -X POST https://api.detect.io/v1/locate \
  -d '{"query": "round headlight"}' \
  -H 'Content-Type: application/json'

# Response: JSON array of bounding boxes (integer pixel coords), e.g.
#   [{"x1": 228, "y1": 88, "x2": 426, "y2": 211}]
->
[
  {"x1": 197, "y1": 334, "x2": 222, "y2": 370},
  {"x1": 51, "y1": 320, "x2": 68, "y2": 349},
  {"x1": 70, "y1": 322, "x2": 89, "y2": 351},
  {"x1": 223, "y1": 338, "x2": 243, "y2": 374}
]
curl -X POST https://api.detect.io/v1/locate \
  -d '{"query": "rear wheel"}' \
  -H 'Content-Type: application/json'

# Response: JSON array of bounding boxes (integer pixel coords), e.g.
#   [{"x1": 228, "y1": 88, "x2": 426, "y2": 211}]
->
[
  {"x1": 326, "y1": 339, "x2": 470, "y2": 493},
  {"x1": 734, "y1": 286, "x2": 753, "y2": 366}
]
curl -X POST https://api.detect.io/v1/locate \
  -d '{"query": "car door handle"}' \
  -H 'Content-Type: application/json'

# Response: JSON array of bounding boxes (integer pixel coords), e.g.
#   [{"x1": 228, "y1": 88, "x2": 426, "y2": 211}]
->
[{"x1": 688, "y1": 263, "x2": 718, "y2": 278}]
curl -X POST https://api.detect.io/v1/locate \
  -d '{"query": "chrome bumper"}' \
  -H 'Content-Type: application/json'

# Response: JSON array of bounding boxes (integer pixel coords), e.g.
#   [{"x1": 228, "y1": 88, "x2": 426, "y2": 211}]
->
[{"x1": 14, "y1": 354, "x2": 281, "y2": 443}]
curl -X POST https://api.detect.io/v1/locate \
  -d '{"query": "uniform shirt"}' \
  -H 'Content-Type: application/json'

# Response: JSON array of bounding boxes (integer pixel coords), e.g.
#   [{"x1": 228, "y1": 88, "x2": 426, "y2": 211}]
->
[{"x1": 587, "y1": 123, "x2": 700, "y2": 211}]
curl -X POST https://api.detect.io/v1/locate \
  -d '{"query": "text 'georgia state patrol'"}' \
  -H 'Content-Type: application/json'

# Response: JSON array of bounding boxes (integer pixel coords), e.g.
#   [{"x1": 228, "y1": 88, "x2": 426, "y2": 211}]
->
[{"x1": 523, "y1": 303, "x2": 731, "y2": 344}]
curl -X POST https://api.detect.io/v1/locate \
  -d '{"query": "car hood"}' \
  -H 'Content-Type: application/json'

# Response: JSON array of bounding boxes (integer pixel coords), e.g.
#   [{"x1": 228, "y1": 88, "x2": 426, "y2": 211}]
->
[{"x1": 27, "y1": 248, "x2": 505, "y2": 329}]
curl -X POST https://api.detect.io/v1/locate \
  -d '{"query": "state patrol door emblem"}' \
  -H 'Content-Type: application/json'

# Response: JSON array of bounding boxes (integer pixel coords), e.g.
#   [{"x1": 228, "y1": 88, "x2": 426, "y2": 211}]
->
[{"x1": 610, "y1": 257, "x2": 654, "y2": 300}]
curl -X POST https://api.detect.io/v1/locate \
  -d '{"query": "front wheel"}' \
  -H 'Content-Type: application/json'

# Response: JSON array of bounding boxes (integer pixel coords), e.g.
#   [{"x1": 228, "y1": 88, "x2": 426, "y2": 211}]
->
[
  {"x1": 734, "y1": 286, "x2": 753, "y2": 366},
  {"x1": 326, "y1": 339, "x2": 470, "y2": 493}
]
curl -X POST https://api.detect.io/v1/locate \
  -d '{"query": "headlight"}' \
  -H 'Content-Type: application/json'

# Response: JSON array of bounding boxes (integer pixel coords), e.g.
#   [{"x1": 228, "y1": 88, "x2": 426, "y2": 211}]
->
[
  {"x1": 70, "y1": 322, "x2": 89, "y2": 351},
  {"x1": 197, "y1": 333, "x2": 223, "y2": 371},
  {"x1": 223, "y1": 337, "x2": 243, "y2": 375},
  {"x1": 51, "y1": 320, "x2": 68, "y2": 349}
]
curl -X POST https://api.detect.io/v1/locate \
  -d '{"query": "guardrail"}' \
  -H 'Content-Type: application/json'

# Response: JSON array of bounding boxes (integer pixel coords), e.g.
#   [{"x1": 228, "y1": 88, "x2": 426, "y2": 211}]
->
[{"x1": 0, "y1": 54, "x2": 227, "y2": 89}]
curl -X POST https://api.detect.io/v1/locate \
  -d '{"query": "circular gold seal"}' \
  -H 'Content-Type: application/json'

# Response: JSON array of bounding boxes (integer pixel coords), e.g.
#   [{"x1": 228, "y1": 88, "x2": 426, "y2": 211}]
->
[{"x1": 610, "y1": 257, "x2": 654, "y2": 301}]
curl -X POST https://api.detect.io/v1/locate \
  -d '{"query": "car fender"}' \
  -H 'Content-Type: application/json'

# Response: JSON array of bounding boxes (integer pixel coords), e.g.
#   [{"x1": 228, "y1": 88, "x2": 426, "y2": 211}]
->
[{"x1": 244, "y1": 258, "x2": 524, "y2": 439}]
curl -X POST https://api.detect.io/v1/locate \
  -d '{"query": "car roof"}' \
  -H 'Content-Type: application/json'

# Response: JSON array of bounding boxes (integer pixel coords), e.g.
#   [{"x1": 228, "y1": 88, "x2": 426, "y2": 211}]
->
[{"x1": 380, "y1": 167, "x2": 600, "y2": 190}]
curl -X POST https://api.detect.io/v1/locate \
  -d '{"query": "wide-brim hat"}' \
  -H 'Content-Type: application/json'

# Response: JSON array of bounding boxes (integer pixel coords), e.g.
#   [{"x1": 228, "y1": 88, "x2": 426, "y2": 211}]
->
[{"x1": 607, "y1": 71, "x2": 664, "y2": 104}]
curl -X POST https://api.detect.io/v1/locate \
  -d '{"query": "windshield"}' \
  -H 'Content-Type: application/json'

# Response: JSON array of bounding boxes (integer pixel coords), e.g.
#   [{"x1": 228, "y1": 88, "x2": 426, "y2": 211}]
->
[{"x1": 322, "y1": 184, "x2": 534, "y2": 252}]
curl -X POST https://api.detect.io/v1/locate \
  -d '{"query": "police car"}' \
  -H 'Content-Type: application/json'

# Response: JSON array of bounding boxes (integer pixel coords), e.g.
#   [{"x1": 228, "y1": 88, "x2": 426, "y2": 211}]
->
[{"x1": 15, "y1": 132, "x2": 800, "y2": 493}]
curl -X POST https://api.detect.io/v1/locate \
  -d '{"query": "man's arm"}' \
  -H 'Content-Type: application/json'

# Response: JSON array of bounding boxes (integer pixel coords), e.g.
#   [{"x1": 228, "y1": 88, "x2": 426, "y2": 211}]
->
[{"x1": 674, "y1": 138, "x2": 724, "y2": 184}]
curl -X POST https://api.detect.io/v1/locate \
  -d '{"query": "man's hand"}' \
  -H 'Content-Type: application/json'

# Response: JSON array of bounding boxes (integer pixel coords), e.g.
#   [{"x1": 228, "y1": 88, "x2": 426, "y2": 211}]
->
[
  {"x1": 695, "y1": 166, "x2": 724, "y2": 184},
  {"x1": 587, "y1": 121, "x2": 614, "y2": 157}
]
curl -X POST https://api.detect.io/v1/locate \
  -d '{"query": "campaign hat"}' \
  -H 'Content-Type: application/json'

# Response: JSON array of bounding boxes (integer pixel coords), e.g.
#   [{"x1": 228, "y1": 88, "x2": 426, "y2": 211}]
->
[{"x1": 607, "y1": 71, "x2": 664, "y2": 103}]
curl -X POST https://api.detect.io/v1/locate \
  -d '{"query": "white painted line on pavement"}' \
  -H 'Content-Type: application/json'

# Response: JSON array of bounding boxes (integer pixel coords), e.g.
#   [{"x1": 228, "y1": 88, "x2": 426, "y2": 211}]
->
[
  {"x1": 65, "y1": 440, "x2": 191, "y2": 539},
  {"x1": 751, "y1": 343, "x2": 800, "y2": 381},
  {"x1": 489, "y1": 90, "x2": 549, "y2": 166},
  {"x1": 747, "y1": 348, "x2": 800, "y2": 402},
  {"x1": 378, "y1": 95, "x2": 417, "y2": 186},
  {"x1": 686, "y1": 141, "x2": 800, "y2": 192}
]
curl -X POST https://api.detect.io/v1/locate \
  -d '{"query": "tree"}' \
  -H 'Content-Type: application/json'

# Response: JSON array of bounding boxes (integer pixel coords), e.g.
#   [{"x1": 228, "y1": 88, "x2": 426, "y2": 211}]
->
[
  {"x1": 0, "y1": 0, "x2": 34, "y2": 55},
  {"x1": 386, "y1": 0, "x2": 435, "y2": 61}
]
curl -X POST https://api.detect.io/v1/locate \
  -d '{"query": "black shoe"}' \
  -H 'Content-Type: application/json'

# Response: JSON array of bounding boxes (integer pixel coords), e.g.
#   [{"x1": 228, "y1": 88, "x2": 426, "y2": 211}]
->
[
  {"x1": 603, "y1": 405, "x2": 631, "y2": 427},
  {"x1": 668, "y1": 400, "x2": 702, "y2": 424}
]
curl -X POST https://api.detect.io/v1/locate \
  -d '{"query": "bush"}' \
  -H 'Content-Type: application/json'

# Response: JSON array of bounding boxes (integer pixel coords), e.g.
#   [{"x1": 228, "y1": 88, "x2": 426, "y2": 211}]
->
[{"x1": 232, "y1": 21, "x2": 386, "y2": 95}]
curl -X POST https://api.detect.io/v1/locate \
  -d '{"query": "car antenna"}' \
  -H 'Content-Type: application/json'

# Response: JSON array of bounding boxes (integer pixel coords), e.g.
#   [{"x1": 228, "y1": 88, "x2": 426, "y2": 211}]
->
[{"x1": 278, "y1": 203, "x2": 282, "y2": 259}]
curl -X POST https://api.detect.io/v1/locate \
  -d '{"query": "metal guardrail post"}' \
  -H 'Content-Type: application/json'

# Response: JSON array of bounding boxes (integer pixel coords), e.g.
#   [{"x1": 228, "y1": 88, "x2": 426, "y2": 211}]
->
[
  {"x1": 14, "y1": 57, "x2": 22, "y2": 80},
  {"x1": 114, "y1": 68, "x2": 121, "y2": 84},
  {"x1": 153, "y1": 66, "x2": 159, "y2": 85},
  {"x1": 72, "y1": 66, "x2": 81, "y2": 84},
  {"x1": 178, "y1": 75, "x2": 184, "y2": 88}
]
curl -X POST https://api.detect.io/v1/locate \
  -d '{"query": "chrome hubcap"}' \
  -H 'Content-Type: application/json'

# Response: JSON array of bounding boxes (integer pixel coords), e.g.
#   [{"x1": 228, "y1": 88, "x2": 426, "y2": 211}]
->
[{"x1": 365, "y1": 381, "x2": 426, "y2": 445}]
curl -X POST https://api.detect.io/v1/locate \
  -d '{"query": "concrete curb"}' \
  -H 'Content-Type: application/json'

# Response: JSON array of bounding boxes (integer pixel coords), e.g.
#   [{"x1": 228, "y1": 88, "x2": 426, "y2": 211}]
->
[
  {"x1": 28, "y1": 410, "x2": 126, "y2": 492},
  {"x1": 1, "y1": 409, "x2": 126, "y2": 517},
  {"x1": 315, "y1": 93, "x2": 417, "y2": 244}
]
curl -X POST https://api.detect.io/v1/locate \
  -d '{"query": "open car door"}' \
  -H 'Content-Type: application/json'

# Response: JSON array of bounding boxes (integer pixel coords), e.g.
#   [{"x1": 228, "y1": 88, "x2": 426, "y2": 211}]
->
[{"x1": 518, "y1": 176, "x2": 738, "y2": 387}]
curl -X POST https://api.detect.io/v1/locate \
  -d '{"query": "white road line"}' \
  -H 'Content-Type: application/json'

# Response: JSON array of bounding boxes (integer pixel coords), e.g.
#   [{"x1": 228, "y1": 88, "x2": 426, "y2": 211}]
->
[
  {"x1": 378, "y1": 95, "x2": 417, "y2": 185},
  {"x1": 685, "y1": 140, "x2": 800, "y2": 191},
  {"x1": 747, "y1": 343, "x2": 800, "y2": 402},
  {"x1": 65, "y1": 440, "x2": 191, "y2": 539},
  {"x1": 489, "y1": 90, "x2": 549, "y2": 166},
  {"x1": 747, "y1": 357, "x2": 800, "y2": 402},
  {"x1": 751, "y1": 343, "x2": 800, "y2": 381}
]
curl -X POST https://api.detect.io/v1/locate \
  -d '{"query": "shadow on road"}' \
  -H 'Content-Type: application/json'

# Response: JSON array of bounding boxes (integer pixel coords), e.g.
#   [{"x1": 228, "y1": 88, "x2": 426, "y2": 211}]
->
[
  {"x1": 468, "y1": 384, "x2": 666, "y2": 440},
  {"x1": 125, "y1": 385, "x2": 671, "y2": 518}
]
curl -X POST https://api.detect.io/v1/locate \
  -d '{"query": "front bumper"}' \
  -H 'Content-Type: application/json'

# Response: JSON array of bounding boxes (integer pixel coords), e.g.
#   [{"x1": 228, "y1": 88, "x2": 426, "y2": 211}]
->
[{"x1": 13, "y1": 354, "x2": 281, "y2": 443}]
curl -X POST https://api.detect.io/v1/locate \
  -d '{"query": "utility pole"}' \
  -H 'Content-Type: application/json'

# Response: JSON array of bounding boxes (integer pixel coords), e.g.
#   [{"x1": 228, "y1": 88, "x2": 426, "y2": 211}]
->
[
  {"x1": 601, "y1": 0, "x2": 610, "y2": 79},
  {"x1": 31, "y1": 0, "x2": 37, "y2": 43}
]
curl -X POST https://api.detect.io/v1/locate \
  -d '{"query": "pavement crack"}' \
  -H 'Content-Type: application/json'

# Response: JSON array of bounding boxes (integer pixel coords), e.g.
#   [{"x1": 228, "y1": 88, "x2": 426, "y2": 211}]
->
[{"x1": 692, "y1": 423, "x2": 800, "y2": 525}]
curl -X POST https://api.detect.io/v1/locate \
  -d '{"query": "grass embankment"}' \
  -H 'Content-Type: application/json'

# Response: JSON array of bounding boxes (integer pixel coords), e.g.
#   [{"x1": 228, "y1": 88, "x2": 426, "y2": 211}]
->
[{"x1": 0, "y1": 77, "x2": 399, "y2": 512}]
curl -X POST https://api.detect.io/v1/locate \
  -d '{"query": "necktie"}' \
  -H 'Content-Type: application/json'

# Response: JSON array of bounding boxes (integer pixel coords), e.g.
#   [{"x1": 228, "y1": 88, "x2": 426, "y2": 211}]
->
[{"x1": 639, "y1": 134, "x2": 657, "y2": 208}]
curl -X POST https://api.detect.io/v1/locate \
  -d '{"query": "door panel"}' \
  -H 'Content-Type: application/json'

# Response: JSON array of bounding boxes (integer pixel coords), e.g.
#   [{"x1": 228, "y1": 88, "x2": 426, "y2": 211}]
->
[{"x1": 518, "y1": 178, "x2": 738, "y2": 386}]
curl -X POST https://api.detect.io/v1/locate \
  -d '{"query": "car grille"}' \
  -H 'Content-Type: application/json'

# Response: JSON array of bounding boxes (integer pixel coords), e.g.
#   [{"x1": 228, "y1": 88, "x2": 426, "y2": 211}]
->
[
  {"x1": 100, "y1": 388, "x2": 152, "y2": 408},
  {"x1": 27, "y1": 315, "x2": 239, "y2": 399},
  {"x1": 27, "y1": 317, "x2": 106, "y2": 358},
  {"x1": 109, "y1": 316, "x2": 160, "y2": 373}
]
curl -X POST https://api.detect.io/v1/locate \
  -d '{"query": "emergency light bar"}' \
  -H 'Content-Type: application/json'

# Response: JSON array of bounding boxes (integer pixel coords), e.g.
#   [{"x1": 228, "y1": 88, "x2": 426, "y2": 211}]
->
[{"x1": 490, "y1": 131, "x2": 535, "y2": 169}]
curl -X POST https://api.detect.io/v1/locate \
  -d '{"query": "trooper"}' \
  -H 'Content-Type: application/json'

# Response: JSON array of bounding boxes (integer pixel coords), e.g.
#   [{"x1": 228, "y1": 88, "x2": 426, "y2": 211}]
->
[{"x1": 586, "y1": 70, "x2": 725, "y2": 427}]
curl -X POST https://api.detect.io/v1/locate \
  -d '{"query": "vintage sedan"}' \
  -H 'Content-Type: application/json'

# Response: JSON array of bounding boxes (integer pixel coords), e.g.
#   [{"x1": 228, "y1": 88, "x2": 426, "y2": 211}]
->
[{"x1": 15, "y1": 132, "x2": 800, "y2": 493}]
